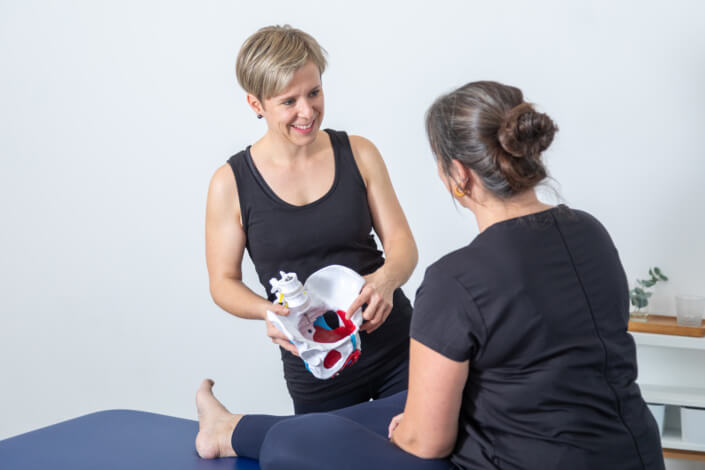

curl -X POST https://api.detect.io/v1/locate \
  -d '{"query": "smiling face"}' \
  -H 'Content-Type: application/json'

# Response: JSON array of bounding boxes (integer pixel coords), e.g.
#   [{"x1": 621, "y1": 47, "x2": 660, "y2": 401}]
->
[{"x1": 250, "y1": 61, "x2": 324, "y2": 148}]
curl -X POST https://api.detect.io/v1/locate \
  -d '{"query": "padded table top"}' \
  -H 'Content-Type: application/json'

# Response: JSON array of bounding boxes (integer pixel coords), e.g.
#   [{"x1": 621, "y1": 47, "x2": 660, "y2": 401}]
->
[{"x1": 0, "y1": 410, "x2": 260, "y2": 470}]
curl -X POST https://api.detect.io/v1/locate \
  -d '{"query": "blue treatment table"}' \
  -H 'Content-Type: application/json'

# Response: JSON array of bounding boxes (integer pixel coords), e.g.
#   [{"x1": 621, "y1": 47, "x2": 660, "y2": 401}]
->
[{"x1": 0, "y1": 410, "x2": 261, "y2": 470}]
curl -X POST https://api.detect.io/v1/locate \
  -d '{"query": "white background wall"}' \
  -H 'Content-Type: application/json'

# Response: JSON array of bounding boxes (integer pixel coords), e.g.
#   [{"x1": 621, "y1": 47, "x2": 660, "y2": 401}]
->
[{"x1": 1, "y1": 1, "x2": 704, "y2": 468}]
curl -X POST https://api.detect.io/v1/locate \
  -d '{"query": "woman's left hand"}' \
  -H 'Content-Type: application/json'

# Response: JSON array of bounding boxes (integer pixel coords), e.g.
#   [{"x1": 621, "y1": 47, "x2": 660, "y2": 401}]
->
[
  {"x1": 388, "y1": 413, "x2": 403, "y2": 439},
  {"x1": 347, "y1": 270, "x2": 396, "y2": 334}
]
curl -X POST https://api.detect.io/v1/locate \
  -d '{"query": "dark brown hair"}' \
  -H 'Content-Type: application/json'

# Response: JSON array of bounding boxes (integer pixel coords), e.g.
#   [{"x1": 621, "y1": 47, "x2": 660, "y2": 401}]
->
[{"x1": 425, "y1": 81, "x2": 557, "y2": 199}]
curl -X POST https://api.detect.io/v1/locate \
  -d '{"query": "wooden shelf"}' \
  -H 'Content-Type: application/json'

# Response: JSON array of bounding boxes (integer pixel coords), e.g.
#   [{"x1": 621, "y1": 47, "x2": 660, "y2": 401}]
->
[
  {"x1": 629, "y1": 314, "x2": 705, "y2": 337},
  {"x1": 663, "y1": 448, "x2": 705, "y2": 462}
]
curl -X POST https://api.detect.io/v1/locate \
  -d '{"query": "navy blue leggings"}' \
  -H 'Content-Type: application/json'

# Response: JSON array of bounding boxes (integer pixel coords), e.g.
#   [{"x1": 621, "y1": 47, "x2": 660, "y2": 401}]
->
[{"x1": 231, "y1": 391, "x2": 454, "y2": 470}]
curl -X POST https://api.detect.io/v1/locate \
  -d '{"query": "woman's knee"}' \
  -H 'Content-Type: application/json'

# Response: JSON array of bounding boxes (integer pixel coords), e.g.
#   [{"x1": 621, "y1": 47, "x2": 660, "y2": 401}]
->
[{"x1": 259, "y1": 414, "x2": 352, "y2": 470}]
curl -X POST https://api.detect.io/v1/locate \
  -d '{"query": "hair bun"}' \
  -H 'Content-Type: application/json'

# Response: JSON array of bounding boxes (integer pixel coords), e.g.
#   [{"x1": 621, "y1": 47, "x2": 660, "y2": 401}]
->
[{"x1": 498, "y1": 103, "x2": 557, "y2": 159}]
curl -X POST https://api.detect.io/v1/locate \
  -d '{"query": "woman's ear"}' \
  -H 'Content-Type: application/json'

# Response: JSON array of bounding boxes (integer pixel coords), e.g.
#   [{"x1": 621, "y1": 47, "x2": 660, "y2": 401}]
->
[
  {"x1": 246, "y1": 94, "x2": 264, "y2": 117},
  {"x1": 450, "y1": 160, "x2": 471, "y2": 189},
  {"x1": 466, "y1": 167, "x2": 492, "y2": 203}
]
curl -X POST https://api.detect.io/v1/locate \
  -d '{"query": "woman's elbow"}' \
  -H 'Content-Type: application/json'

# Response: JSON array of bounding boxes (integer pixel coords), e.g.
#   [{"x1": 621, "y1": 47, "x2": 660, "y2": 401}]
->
[
  {"x1": 393, "y1": 433, "x2": 454, "y2": 460},
  {"x1": 412, "y1": 442, "x2": 454, "y2": 460},
  {"x1": 209, "y1": 284, "x2": 225, "y2": 310},
  {"x1": 409, "y1": 240, "x2": 419, "y2": 269},
  {"x1": 208, "y1": 277, "x2": 231, "y2": 309}
]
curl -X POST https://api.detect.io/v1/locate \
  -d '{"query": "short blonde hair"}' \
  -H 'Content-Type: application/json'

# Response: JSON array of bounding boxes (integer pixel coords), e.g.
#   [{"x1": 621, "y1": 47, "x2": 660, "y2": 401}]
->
[{"x1": 236, "y1": 25, "x2": 327, "y2": 101}]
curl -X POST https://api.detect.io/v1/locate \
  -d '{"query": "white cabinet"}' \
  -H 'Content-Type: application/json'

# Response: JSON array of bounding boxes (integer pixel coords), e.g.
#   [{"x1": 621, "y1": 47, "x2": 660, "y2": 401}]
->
[{"x1": 632, "y1": 332, "x2": 705, "y2": 461}]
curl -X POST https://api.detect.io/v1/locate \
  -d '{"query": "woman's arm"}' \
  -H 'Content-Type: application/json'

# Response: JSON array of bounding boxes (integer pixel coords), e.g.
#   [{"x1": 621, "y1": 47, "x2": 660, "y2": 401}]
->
[
  {"x1": 391, "y1": 339, "x2": 469, "y2": 459},
  {"x1": 205, "y1": 164, "x2": 295, "y2": 353},
  {"x1": 347, "y1": 135, "x2": 418, "y2": 332}
]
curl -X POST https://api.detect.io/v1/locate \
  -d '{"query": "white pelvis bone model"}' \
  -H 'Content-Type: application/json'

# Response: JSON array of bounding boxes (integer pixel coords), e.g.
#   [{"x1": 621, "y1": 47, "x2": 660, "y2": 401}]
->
[{"x1": 267, "y1": 265, "x2": 365, "y2": 380}]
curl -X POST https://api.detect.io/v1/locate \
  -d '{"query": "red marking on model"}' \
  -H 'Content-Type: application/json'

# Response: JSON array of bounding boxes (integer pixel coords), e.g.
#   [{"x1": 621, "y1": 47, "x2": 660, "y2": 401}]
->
[
  {"x1": 324, "y1": 350, "x2": 342, "y2": 369},
  {"x1": 313, "y1": 310, "x2": 356, "y2": 343},
  {"x1": 343, "y1": 350, "x2": 360, "y2": 368}
]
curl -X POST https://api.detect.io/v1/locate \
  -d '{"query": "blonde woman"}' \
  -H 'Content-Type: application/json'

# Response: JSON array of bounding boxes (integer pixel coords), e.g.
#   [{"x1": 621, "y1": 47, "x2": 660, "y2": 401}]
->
[{"x1": 205, "y1": 25, "x2": 417, "y2": 413}]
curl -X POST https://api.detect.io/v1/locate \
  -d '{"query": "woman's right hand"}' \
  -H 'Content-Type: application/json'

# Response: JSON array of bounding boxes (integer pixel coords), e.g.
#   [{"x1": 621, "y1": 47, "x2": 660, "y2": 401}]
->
[
  {"x1": 388, "y1": 413, "x2": 404, "y2": 439},
  {"x1": 265, "y1": 303, "x2": 299, "y2": 356}
]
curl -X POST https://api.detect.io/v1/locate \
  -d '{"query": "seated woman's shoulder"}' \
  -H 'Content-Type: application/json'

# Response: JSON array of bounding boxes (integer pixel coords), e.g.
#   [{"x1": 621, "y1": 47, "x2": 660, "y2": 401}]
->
[
  {"x1": 556, "y1": 205, "x2": 608, "y2": 229},
  {"x1": 554, "y1": 204, "x2": 592, "y2": 220},
  {"x1": 424, "y1": 245, "x2": 476, "y2": 281},
  {"x1": 553, "y1": 206, "x2": 616, "y2": 247}
]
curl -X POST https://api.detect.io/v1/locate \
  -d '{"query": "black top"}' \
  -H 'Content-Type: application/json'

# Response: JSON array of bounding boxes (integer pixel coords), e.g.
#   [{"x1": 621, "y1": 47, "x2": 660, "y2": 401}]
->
[
  {"x1": 411, "y1": 206, "x2": 664, "y2": 470},
  {"x1": 228, "y1": 129, "x2": 411, "y2": 399}
]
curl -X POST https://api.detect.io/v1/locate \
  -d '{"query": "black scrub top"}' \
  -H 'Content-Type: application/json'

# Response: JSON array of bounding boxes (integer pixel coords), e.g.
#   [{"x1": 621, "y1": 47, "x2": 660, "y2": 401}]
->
[{"x1": 411, "y1": 206, "x2": 664, "y2": 470}]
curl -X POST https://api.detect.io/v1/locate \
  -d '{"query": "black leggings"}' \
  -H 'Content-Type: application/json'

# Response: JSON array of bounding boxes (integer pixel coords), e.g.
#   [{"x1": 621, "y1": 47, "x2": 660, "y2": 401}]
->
[
  {"x1": 231, "y1": 390, "x2": 455, "y2": 470},
  {"x1": 291, "y1": 356, "x2": 409, "y2": 414}
]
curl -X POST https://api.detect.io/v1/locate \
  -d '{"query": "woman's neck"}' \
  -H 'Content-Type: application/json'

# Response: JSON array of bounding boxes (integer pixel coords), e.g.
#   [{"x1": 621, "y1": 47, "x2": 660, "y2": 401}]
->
[
  {"x1": 470, "y1": 190, "x2": 554, "y2": 233},
  {"x1": 252, "y1": 130, "x2": 326, "y2": 166}
]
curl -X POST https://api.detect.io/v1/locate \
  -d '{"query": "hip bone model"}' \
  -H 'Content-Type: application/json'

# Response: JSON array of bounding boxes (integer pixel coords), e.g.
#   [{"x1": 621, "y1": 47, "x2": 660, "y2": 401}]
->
[{"x1": 267, "y1": 265, "x2": 365, "y2": 379}]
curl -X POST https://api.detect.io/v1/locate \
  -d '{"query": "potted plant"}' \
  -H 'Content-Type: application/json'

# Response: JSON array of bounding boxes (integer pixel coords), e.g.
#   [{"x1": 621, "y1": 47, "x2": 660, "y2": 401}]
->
[{"x1": 629, "y1": 267, "x2": 668, "y2": 322}]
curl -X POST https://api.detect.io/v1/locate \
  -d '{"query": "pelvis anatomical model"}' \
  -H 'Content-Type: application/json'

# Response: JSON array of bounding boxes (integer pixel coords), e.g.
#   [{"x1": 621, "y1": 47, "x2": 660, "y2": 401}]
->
[{"x1": 267, "y1": 265, "x2": 365, "y2": 380}]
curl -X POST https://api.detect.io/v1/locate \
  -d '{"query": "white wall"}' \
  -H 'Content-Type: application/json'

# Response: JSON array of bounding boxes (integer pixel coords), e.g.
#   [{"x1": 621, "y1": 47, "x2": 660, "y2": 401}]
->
[{"x1": 1, "y1": 1, "x2": 704, "y2": 467}]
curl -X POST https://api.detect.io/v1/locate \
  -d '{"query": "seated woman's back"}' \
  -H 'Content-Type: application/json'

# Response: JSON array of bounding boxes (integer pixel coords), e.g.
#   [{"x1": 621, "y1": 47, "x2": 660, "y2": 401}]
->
[{"x1": 412, "y1": 206, "x2": 663, "y2": 470}]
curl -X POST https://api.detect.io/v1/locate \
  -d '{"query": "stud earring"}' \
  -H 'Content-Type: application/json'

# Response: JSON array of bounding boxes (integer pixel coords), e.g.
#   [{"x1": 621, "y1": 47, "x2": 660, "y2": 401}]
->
[{"x1": 257, "y1": 114, "x2": 263, "y2": 119}]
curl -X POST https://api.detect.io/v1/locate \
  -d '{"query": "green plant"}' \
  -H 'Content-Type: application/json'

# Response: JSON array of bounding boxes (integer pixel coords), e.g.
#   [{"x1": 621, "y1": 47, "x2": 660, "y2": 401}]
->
[{"x1": 629, "y1": 267, "x2": 668, "y2": 311}]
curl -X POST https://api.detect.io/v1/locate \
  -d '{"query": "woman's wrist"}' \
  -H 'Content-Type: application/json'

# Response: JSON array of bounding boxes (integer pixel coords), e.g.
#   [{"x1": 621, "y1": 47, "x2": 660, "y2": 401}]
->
[
  {"x1": 259, "y1": 298, "x2": 274, "y2": 320},
  {"x1": 372, "y1": 265, "x2": 400, "y2": 292}
]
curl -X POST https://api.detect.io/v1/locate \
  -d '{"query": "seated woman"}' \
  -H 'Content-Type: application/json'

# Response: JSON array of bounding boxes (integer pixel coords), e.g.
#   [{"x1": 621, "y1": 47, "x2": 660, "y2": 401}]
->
[{"x1": 195, "y1": 80, "x2": 665, "y2": 470}]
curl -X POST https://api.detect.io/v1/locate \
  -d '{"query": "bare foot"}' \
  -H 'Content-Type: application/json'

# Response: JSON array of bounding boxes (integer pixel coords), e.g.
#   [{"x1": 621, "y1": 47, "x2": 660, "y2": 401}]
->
[{"x1": 195, "y1": 379, "x2": 242, "y2": 459}]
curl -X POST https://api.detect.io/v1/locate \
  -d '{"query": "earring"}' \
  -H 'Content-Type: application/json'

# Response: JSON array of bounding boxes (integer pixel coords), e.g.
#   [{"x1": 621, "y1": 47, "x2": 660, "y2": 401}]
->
[
  {"x1": 453, "y1": 185, "x2": 466, "y2": 197},
  {"x1": 257, "y1": 114, "x2": 263, "y2": 119}
]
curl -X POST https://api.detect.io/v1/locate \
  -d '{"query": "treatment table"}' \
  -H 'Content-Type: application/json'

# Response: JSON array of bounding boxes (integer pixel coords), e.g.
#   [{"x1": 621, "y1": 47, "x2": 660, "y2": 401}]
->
[{"x1": 0, "y1": 410, "x2": 261, "y2": 469}]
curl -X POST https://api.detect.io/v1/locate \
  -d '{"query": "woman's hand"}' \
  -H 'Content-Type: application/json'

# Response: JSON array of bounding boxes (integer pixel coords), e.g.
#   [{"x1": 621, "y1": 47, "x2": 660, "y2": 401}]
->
[
  {"x1": 388, "y1": 413, "x2": 403, "y2": 439},
  {"x1": 347, "y1": 270, "x2": 396, "y2": 334},
  {"x1": 265, "y1": 303, "x2": 299, "y2": 356}
]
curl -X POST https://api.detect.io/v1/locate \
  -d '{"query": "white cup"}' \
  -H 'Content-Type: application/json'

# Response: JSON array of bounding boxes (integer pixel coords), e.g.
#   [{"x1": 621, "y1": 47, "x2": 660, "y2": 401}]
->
[{"x1": 675, "y1": 295, "x2": 705, "y2": 327}]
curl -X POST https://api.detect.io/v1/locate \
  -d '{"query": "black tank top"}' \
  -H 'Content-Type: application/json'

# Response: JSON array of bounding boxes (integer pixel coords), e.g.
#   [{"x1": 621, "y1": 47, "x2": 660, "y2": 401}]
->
[{"x1": 228, "y1": 129, "x2": 411, "y2": 399}]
